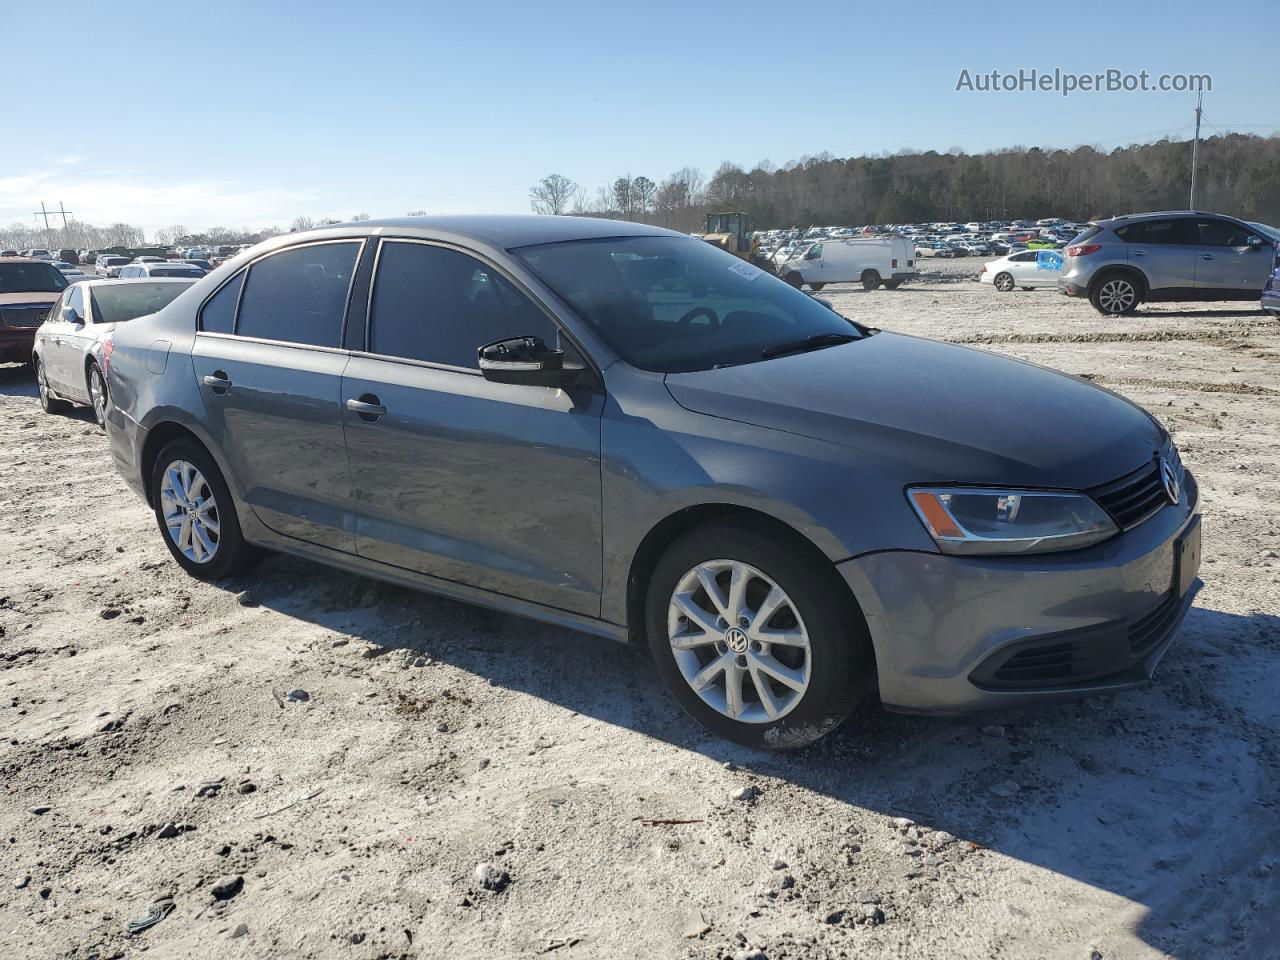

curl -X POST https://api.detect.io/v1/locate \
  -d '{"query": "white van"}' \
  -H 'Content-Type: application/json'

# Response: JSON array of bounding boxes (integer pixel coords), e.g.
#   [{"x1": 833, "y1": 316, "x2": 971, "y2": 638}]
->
[{"x1": 778, "y1": 235, "x2": 918, "y2": 291}]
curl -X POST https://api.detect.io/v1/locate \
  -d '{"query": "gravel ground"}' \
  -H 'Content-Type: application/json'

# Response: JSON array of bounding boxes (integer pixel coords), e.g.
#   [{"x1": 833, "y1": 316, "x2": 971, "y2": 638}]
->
[{"x1": 2, "y1": 258, "x2": 1278, "y2": 960}]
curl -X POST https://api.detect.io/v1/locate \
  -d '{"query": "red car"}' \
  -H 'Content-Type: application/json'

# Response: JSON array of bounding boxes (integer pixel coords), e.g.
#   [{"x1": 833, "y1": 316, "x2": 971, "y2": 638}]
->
[{"x1": 0, "y1": 257, "x2": 69, "y2": 366}]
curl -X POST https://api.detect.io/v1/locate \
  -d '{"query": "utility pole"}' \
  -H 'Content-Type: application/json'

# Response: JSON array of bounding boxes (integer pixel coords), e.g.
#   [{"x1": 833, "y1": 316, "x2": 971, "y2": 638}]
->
[
  {"x1": 31, "y1": 201, "x2": 74, "y2": 231},
  {"x1": 1188, "y1": 91, "x2": 1203, "y2": 209}
]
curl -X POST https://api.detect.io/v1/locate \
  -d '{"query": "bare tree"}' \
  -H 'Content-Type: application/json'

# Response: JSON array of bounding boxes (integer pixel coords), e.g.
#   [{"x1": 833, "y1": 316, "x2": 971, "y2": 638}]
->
[
  {"x1": 290, "y1": 216, "x2": 315, "y2": 232},
  {"x1": 529, "y1": 174, "x2": 580, "y2": 215},
  {"x1": 406, "y1": 209, "x2": 428, "y2": 217},
  {"x1": 351, "y1": 212, "x2": 371, "y2": 221}
]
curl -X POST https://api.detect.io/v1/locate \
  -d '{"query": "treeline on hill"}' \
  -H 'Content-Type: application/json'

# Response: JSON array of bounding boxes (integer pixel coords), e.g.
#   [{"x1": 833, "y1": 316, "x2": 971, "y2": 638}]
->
[{"x1": 536, "y1": 133, "x2": 1280, "y2": 231}]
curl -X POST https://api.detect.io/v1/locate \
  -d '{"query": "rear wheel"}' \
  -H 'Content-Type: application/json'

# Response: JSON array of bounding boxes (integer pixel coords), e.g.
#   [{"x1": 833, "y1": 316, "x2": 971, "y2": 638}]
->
[
  {"x1": 646, "y1": 521, "x2": 873, "y2": 750},
  {"x1": 1090, "y1": 274, "x2": 1142, "y2": 315},
  {"x1": 860, "y1": 270, "x2": 881, "y2": 291},
  {"x1": 808, "y1": 282, "x2": 826, "y2": 292},
  {"x1": 993, "y1": 272, "x2": 1015, "y2": 292},
  {"x1": 150, "y1": 438, "x2": 259, "y2": 580},
  {"x1": 882, "y1": 280, "x2": 902, "y2": 290},
  {"x1": 35, "y1": 358, "x2": 71, "y2": 415},
  {"x1": 87, "y1": 362, "x2": 108, "y2": 429}
]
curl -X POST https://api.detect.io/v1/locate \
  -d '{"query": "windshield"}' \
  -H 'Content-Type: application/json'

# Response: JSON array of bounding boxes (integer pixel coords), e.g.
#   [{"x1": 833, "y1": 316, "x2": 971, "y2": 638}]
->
[
  {"x1": 103, "y1": 257, "x2": 128, "y2": 266},
  {"x1": 0, "y1": 261, "x2": 69, "y2": 293},
  {"x1": 515, "y1": 235, "x2": 860, "y2": 373},
  {"x1": 90, "y1": 281, "x2": 192, "y2": 324},
  {"x1": 149, "y1": 267, "x2": 201, "y2": 278},
  {"x1": 1247, "y1": 221, "x2": 1280, "y2": 243}
]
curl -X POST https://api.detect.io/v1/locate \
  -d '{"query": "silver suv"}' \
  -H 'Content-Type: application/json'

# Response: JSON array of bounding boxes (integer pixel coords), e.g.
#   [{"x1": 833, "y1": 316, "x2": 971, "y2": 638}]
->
[{"x1": 1059, "y1": 210, "x2": 1276, "y2": 315}]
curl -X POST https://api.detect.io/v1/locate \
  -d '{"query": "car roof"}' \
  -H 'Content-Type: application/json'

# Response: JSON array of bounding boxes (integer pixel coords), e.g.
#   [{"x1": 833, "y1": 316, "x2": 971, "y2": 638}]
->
[
  {"x1": 1097, "y1": 210, "x2": 1243, "y2": 226},
  {"x1": 298, "y1": 214, "x2": 680, "y2": 249},
  {"x1": 74, "y1": 277, "x2": 197, "y2": 288}
]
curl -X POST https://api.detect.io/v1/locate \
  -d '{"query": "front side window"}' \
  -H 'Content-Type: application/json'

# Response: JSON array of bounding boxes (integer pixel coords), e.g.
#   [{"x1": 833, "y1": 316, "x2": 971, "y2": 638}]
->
[
  {"x1": 368, "y1": 241, "x2": 555, "y2": 368},
  {"x1": 1194, "y1": 219, "x2": 1251, "y2": 247},
  {"x1": 199, "y1": 269, "x2": 245, "y2": 334},
  {"x1": 235, "y1": 242, "x2": 359, "y2": 347},
  {"x1": 516, "y1": 235, "x2": 861, "y2": 373},
  {"x1": 803, "y1": 244, "x2": 822, "y2": 260}
]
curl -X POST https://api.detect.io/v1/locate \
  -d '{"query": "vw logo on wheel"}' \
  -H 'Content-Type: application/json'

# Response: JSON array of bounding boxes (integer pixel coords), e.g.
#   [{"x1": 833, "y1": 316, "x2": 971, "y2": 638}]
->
[{"x1": 1158, "y1": 455, "x2": 1181, "y2": 506}]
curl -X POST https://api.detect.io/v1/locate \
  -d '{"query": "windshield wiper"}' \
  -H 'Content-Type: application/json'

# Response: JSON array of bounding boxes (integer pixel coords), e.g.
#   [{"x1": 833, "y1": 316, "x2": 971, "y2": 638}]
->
[{"x1": 760, "y1": 332, "x2": 858, "y2": 359}]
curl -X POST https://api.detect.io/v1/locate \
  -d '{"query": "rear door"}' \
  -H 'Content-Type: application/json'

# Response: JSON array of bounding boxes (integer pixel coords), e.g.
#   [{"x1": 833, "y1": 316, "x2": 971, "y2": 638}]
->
[
  {"x1": 341, "y1": 238, "x2": 605, "y2": 616},
  {"x1": 1189, "y1": 218, "x2": 1273, "y2": 294},
  {"x1": 1119, "y1": 218, "x2": 1195, "y2": 294},
  {"x1": 191, "y1": 240, "x2": 363, "y2": 552}
]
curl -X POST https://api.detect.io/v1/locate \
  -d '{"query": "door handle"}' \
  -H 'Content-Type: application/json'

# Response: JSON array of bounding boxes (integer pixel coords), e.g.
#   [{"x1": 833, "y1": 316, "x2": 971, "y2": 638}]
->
[
  {"x1": 346, "y1": 395, "x2": 386, "y2": 421},
  {"x1": 1198, "y1": 254, "x2": 1214, "y2": 260},
  {"x1": 202, "y1": 371, "x2": 232, "y2": 393},
  {"x1": 1131, "y1": 250, "x2": 1145, "y2": 257},
  {"x1": 52, "y1": 336, "x2": 62, "y2": 344}
]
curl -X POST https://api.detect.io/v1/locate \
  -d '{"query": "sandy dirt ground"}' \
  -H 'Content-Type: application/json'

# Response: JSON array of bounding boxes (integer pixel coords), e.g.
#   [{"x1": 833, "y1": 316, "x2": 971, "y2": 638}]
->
[{"x1": 1, "y1": 259, "x2": 1278, "y2": 960}]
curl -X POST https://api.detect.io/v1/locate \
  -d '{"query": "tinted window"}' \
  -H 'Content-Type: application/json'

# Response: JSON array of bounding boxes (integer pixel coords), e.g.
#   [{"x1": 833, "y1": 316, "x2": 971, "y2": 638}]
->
[
  {"x1": 517, "y1": 235, "x2": 862, "y2": 373},
  {"x1": 1194, "y1": 219, "x2": 1250, "y2": 247},
  {"x1": 199, "y1": 269, "x2": 245, "y2": 334},
  {"x1": 1114, "y1": 219, "x2": 1186, "y2": 244},
  {"x1": 66, "y1": 286, "x2": 84, "y2": 316},
  {"x1": 236, "y1": 242, "x2": 359, "y2": 347},
  {"x1": 368, "y1": 241, "x2": 555, "y2": 367}
]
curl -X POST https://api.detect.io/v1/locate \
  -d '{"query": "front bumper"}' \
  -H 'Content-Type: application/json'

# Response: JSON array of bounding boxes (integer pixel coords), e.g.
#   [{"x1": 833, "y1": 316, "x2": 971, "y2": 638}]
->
[{"x1": 839, "y1": 477, "x2": 1201, "y2": 713}]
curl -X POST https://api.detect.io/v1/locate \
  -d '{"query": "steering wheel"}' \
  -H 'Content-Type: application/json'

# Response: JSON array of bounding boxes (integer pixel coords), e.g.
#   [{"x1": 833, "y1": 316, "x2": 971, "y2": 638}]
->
[{"x1": 675, "y1": 305, "x2": 720, "y2": 329}]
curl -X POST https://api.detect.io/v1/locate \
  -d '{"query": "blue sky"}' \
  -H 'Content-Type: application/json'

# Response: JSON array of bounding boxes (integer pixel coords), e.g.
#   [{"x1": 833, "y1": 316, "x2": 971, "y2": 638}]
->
[{"x1": 3, "y1": 0, "x2": 1275, "y2": 234}]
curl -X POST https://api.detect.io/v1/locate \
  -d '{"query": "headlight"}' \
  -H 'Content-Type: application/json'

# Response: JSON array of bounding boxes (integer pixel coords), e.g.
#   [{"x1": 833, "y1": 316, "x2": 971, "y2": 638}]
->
[{"x1": 907, "y1": 487, "x2": 1118, "y2": 555}]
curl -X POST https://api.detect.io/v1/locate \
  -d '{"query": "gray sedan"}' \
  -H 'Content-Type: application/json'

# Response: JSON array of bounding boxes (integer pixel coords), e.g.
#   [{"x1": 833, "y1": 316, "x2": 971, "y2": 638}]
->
[{"x1": 101, "y1": 216, "x2": 1202, "y2": 749}]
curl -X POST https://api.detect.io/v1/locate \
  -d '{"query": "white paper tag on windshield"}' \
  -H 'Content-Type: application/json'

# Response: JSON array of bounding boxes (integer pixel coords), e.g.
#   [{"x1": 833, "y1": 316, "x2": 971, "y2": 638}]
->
[{"x1": 727, "y1": 260, "x2": 763, "y2": 281}]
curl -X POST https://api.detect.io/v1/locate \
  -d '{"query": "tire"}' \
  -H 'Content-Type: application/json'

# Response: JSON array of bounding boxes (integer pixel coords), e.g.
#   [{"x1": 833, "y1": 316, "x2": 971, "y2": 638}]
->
[
  {"x1": 882, "y1": 280, "x2": 902, "y2": 290},
  {"x1": 783, "y1": 272, "x2": 803, "y2": 289},
  {"x1": 860, "y1": 270, "x2": 881, "y2": 291},
  {"x1": 645, "y1": 520, "x2": 874, "y2": 750},
  {"x1": 808, "y1": 282, "x2": 826, "y2": 292},
  {"x1": 150, "y1": 438, "x2": 259, "y2": 580},
  {"x1": 1090, "y1": 273, "x2": 1142, "y2": 316},
  {"x1": 993, "y1": 272, "x2": 1015, "y2": 292},
  {"x1": 1020, "y1": 286, "x2": 1034, "y2": 291},
  {"x1": 35, "y1": 358, "x2": 71, "y2": 415},
  {"x1": 86, "y1": 362, "x2": 108, "y2": 429}
]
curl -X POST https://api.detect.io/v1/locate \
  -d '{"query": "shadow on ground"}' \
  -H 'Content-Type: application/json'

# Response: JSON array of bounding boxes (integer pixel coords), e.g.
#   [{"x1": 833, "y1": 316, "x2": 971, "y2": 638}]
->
[{"x1": 216, "y1": 549, "x2": 1279, "y2": 959}]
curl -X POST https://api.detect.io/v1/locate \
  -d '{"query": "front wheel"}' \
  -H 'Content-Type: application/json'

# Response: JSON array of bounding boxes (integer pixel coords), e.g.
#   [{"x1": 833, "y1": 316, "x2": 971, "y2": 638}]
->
[
  {"x1": 646, "y1": 521, "x2": 873, "y2": 750},
  {"x1": 150, "y1": 438, "x2": 259, "y2": 580},
  {"x1": 87, "y1": 362, "x2": 108, "y2": 429},
  {"x1": 783, "y1": 272, "x2": 803, "y2": 289}
]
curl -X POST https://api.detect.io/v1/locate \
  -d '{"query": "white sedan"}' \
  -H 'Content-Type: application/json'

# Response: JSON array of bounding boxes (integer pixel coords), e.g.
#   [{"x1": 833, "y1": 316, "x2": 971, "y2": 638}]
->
[
  {"x1": 33, "y1": 278, "x2": 195, "y2": 427},
  {"x1": 51, "y1": 260, "x2": 92, "y2": 283},
  {"x1": 979, "y1": 250, "x2": 1063, "y2": 291}
]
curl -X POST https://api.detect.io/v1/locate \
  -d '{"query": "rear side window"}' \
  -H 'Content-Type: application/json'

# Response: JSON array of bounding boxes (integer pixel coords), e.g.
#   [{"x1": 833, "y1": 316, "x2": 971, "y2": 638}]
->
[
  {"x1": 235, "y1": 242, "x2": 360, "y2": 347},
  {"x1": 368, "y1": 241, "x2": 555, "y2": 368},
  {"x1": 199, "y1": 270, "x2": 245, "y2": 334},
  {"x1": 1114, "y1": 220, "x2": 1186, "y2": 244}
]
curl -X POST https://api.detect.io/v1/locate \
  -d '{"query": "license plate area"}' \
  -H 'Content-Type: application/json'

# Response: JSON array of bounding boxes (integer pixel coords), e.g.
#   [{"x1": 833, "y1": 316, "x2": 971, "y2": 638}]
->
[{"x1": 1175, "y1": 517, "x2": 1202, "y2": 598}]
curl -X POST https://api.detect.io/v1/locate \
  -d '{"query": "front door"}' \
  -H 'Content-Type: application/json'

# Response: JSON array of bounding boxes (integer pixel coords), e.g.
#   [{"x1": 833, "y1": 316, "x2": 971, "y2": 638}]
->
[
  {"x1": 1188, "y1": 218, "x2": 1275, "y2": 294},
  {"x1": 1121, "y1": 218, "x2": 1195, "y2": 294},
  {"x1": 191, "y1": 240, "x2": 362, "y2": 552},
  {"x1": 342, "y1": 239, "x2": 604, "y2": 617}
]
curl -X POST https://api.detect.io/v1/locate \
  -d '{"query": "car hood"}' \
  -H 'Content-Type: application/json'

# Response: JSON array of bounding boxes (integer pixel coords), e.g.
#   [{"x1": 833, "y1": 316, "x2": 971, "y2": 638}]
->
[
  {"x1": 0, "y1": 292, "x2": 60, "y2": 307},
  {"x1": 664, "y1": 332, "x2": 1165, "y2": 489}
]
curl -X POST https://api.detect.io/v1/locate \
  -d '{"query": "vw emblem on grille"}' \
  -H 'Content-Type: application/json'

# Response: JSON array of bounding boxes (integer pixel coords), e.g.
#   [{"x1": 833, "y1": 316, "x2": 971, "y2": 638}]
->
[{"x1": 1158, "y1": 455, "x2": 1181, "y2": 505}]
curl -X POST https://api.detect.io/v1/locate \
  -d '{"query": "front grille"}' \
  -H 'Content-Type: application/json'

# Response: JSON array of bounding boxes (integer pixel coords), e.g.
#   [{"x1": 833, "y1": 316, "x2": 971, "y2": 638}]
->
[
  {"x1": 1089, "y1": 458, "x2": 1172, "y2": 530},
  {"x1": 0, "y1": 307, "x2": 50, "y2": 328},
  {"x1": 1128, "y1": 591, "x2": 1181, "y2": 657},
  {"x1": 990, "y1": 640, "x2": 1078, "y2": 685}
]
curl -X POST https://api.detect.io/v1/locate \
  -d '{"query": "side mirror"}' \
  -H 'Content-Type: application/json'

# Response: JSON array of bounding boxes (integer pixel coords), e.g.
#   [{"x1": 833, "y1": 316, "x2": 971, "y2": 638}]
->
[
  {"x1": 478, "y1": 336, "x2": 583, "y2": 388},
  {"x1": 62, "y1": 306, "x2": 83, "y2": 325},
  {"x1": 1246, "y1": 235, "x2": 1269, "y2": 250}
]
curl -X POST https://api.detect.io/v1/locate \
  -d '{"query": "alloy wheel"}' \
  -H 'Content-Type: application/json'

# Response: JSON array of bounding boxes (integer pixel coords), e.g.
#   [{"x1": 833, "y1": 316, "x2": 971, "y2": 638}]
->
[
  {"x1": 995, "y1": 273, "x2": 1014, "y2": 292},
  {"x1": 89, "y1": 367, "x2": 107, "y2": 424},
  {"x1": 1098, "y1": 279, "x2": 1136, "y2": 313},
  {"x1": 667, "y1": 559, "x2": 811, "y2": 723},
  {"x1": 159, "y1": 460, "x2": 221, "y2": 564}
]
